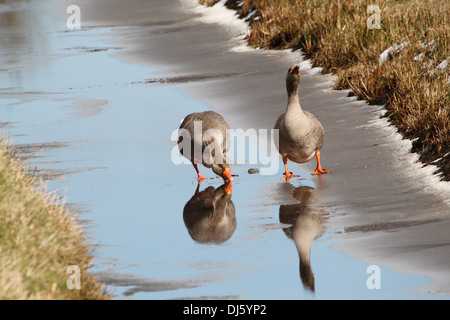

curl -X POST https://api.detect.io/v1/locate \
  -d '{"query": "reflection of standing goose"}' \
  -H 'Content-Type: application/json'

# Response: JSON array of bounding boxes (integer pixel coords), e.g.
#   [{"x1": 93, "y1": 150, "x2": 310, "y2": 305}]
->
[
  {"x1": 274, "y1": 66, "x2": 331, "y2": 182},
  {"x1": 279, "y1": 186, "x2": 327, "y2": 292},
  {"x1": 178, "y1": 111, "x2": 233, "y2": 186},
  {"x1": 183, "y1": 183, "x2": 236, "y2": 244}
]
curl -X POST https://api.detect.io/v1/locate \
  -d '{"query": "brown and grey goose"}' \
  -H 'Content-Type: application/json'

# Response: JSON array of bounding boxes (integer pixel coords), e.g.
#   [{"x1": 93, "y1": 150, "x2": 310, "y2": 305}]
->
[
  {"x1": 274, "y1": 66, "x2": 331, "y2": 182},
  {"x1": 279, "y1": 186, "x2": 327, "y2": 292},
  {"x1": 178, "y1": 111, "x2": 233, "y2": 191},
  {"x1": 183, "y1": 184, "x2": 236, "y2": 244}
]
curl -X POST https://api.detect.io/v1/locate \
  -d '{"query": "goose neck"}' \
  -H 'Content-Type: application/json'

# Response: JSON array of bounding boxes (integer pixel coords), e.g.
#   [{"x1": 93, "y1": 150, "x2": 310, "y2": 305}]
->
[{"x1": 286, "y1": 92, "x2": 303, "y2": 115}]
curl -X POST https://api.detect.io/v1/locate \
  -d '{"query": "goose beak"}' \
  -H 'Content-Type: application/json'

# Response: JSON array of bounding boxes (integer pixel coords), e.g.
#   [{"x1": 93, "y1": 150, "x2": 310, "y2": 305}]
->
[
  {"x1": 223, "y1": 167, "x2": 233, "y2": 184},
  {"x1": 224, "y1": 182, "x2": 233, "y2": 195},
  {"x1": 290, "y1": 66, "x2": 300, "y2": 74}
]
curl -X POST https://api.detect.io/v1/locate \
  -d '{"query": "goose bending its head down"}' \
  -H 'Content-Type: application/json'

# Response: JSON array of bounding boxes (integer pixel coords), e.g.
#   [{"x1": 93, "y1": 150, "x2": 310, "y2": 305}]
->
[
  {"x1": 178, "y1": 111, "x2": 234, "y2": 191},
  {"x1": 274, "y1": 66, "x2": 331, "y2": 182},
  {"x1": 183, "y1": 184, "x2": 236, "y2": 244}
]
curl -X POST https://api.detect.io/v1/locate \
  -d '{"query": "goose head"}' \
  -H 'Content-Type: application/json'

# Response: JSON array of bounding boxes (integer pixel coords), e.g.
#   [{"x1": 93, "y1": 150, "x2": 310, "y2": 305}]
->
[
  {"x1": 286, "y1": 66, "x2": 300, "y2": 94},
  {"x1": 212, "y1": 163, "x2": 233, "y2": 185}
]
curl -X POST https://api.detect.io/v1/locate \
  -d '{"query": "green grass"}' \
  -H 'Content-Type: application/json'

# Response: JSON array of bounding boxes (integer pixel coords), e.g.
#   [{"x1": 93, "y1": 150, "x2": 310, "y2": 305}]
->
[
  {"x1": 201, "y1": 0, "x2": 450, "y2": 180},
  {"x1": 0, "y1": 139, "x2": 109, "y2": 299}
]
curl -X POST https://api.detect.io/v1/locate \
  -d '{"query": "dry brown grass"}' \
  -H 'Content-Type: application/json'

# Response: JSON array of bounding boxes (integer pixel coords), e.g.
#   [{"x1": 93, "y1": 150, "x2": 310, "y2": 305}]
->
[
  {"x1": 201, "y1": 0, "x2": 450, "y2": 180},
  {"x1": 0, "y1": 139, "x2": 109, "y2": 300}
]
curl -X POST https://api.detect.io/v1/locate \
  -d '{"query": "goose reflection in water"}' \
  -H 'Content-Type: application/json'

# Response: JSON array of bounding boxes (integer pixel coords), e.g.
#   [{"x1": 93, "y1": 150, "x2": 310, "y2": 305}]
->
[
  {"x1": 279, "y1": 186, "x2": 328, "y2": 293},
  {"x1": 183, "y1": 182, "x2": 236, "y2": 244}
]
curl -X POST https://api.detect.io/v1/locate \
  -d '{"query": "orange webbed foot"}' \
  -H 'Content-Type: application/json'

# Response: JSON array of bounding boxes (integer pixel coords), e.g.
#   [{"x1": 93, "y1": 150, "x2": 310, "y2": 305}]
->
[
  {"x1": 193, "y1": 163, "x2": 208, "y2": 183},
  {"x1": 311, "y1": 168, "x2": 332, "y2": 175},
  {"x1": 312, "y1": 152, "x2": 331, "y2": 175},
  {"x1": 282, "y1": 172, "x2": 300, "y2": 183},
  {"x1": 197, "y1": 173, "x2": 208, "y2": 183}
]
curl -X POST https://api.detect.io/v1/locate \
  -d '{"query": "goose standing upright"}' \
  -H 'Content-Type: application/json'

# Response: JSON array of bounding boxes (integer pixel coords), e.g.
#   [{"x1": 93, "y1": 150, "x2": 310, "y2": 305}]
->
[
  {"x1": 178, "y1": 111, "x2": 233, "y2": 190},
  {"x1": 274, "y1": 66, "x2": 331, "y2": 182}
]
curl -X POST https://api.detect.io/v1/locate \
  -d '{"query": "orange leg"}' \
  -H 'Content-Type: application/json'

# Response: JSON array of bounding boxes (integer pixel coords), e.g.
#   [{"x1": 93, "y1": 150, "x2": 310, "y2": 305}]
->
[
  {"x1": 282, "y1": 156, "x2": 299, "y2": 183},
  {"x1": 192, "y1": 163, "x2": 208, "y2": 182},
  {"x1": 311, "y1": 151, "x2": 332, "y2": 175}
]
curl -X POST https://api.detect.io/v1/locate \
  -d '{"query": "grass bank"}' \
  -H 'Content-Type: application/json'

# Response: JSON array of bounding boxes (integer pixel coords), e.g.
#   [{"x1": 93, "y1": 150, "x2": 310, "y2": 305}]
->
[
  {"x1": 0, "y1": 140, "x2": 109, "y2": 299},
  {"x1": 201, "y1": 0, "x2": 450, "y2": 181}
]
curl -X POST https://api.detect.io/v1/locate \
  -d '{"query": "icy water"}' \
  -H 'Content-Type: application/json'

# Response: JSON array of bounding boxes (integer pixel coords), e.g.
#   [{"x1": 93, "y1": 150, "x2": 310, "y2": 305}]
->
[{"x1": 1, "y1": 0, "x2": 449, "y2": 299}]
